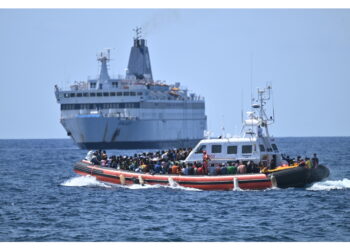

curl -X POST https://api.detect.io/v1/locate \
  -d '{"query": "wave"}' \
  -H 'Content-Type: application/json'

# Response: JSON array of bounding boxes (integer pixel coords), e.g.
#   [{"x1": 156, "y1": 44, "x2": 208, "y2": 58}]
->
[
  {"x1": 61, "y1": 175, "x2": 112, "y2": 188},
  {"x1": 61, "y1": 175, "x2": 201, "y2": 191},
  {"x1": 307, "y1": 178, "x2": 350, "y2": 191}
]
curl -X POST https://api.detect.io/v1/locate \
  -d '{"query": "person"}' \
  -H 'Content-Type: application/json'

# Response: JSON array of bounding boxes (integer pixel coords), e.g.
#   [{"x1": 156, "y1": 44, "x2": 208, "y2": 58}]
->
[
  {"x1": 220, "y1": 163, "x2": 228, "y2": 175},
  {"x1": 154, "y1": 162, "x2": 161, "y2": 174},
  {"x1": 85, "y1": 150, "x2": 94, "y2": 161},
  {"x1": 237, "y1": 161, "x2": 247, "y2": 174},
  {"x1": 202, "y1": 150, "x2": 210, "y2": 175},
  {"x1": 188, "y1": 163, "x2": 194, "y2": 175},
  {"x1": 227, "y1": 162, "x2": 236, "y2": 175},
  {"x1": 197, "y1": 164, "x2": 204, "y2": 175},
  {"x1": 270, "y1": 155, "x2": 277, "y2": 169},
  {"x1": 171, "y1": 162, "x2": 180, "y2": 175},
  {"x1": 208, "y1": 163, "x2": 216, "y2": 176},
  {"x1": 91, "y1": 152, "x2": 100, "y2": 165},
  {"x1": 311, "y1": 153, "x2": 319, "y2": 168},
  {"x1": 305, "y1": 157, "x2": 312, "y2": 168},
  {"x1": 215, "y1": 164, "x2": 222, "y2": 175}
]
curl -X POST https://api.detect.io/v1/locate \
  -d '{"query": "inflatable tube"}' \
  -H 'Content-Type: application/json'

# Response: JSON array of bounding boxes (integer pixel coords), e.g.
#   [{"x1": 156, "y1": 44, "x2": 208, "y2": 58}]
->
[
  {"x1": 272, "y1": 165, "x2": 330, "y2": 188},
  {"x1": 74, "y1": 161, "x2": 272, "y2": 191}
]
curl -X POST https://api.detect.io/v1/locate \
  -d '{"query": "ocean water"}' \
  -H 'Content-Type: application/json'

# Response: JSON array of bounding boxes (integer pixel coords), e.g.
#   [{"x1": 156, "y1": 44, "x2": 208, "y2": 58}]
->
[{"x1": 0, "y1": 137, "x2": 349, "y2": 242}]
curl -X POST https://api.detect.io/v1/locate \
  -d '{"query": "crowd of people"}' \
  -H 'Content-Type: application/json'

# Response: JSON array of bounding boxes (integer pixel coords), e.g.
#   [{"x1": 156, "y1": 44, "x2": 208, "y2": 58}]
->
[{"x1": 84, "y1": 148, "x2": 319, "y2": 176}]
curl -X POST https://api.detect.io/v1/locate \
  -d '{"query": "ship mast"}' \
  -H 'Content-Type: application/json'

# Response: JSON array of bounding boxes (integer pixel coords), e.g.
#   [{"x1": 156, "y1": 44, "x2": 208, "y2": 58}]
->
[{"x1": 96, "y1": 49, "x2": 111, "y2": 89}]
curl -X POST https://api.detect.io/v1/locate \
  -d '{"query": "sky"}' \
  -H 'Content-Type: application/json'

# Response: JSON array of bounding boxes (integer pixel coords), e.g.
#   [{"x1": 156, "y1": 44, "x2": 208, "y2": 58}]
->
[{"x1": 0, "y1": 9, "x2": 350, "y2": 139}]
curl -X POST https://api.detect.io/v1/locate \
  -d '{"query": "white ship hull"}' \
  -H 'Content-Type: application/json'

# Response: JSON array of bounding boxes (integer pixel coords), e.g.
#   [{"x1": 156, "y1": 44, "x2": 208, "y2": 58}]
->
[{"x1": 61, "y1": 115, "x2": 206, "y2": 149}]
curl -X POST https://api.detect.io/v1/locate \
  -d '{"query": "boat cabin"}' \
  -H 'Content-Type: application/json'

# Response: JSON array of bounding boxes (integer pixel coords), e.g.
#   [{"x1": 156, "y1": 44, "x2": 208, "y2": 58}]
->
[{"x1": 184, "y1": 137, "x2": 280, "y2": 164}]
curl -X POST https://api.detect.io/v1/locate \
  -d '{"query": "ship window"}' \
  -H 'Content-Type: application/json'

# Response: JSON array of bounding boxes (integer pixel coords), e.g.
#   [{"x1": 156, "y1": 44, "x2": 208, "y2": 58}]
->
[
  {"x1": 110, "y1": 92, "x2": 116, "y2": 96},
  {"x1": 211, "y1": 145, "x2": 222, "y2": 153},
  {"x1": 70, "y1": 93, "x2": 75, "y2": 97},
  {"x1": 195, "y1": 145, "x2": 206, "y2": 154},
  {"x1": 90, "y1": 92, "x2": 96, "y2": 97},
  {"x1": 137, "y1": 92, "x2": 143, "y2": 96},
  {"x1": 97, "y1": 93, "x2": 102, "y2": 97},
  {"x1": 272, "y1": 144, "x2": 279, "y2": 152},
  {"x1": 124, "y1": 92, "x2": 130, "y2": 96},
  {"x1": 259, "y1": 144, "x2": 266, "y2": 152},
  {"x1": 103, "y1": 92, "x2": 109, "y2": 96},
  {"x1": 117, "y1": 92, "x2": 122, "y2": 96},
  {"x1": 77, "y1": 93, "x2": 82, "y2": 97},
  {"x1": 83, "y1": 93, "x2": 88, "y2": 97},
  {"x1": 64, "y1": 93, "x2": 69, "y2": 98},
  {"x1": 112, "y1": 82, "x2": 118, "y2": 88},
  {"x1": 130, "y1": 92, "x2": 136, "y2": 96},
  {"x1": 227, "y1": 145, "x2": 237, "y2": 154},
  {"x1": 90, "y1": 82, "x2": 96, "y2": 88},
  {"x1": 242, "y1": 145, "x2": 253, "y2": 154}
]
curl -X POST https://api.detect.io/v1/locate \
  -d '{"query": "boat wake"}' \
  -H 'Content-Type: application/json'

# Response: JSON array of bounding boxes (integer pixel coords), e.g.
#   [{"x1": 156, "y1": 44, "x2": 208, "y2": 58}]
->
[
  {"x1": 307, "y1": 178, "x2": 350, "y2": 191},
  {"x1": 61, "y1": 175, "x2": 112, "y2": 188},
  {"x1": 61, "y1": 175, "x2": 201, "y2": 191}
]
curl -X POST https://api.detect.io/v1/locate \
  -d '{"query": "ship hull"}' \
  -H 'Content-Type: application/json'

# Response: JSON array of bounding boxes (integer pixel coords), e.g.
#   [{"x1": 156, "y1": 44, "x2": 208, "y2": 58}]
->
[
  {"x1": 61, "y1": 115, "x2": 205, "y2": 149},
  {"x1": 77, "y1": 139, "x2": 200, "y2": 149}
]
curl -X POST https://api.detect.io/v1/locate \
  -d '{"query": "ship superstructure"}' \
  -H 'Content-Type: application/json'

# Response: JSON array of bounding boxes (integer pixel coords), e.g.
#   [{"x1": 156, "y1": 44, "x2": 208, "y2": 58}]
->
[{"x1": 54, "y1": 28, "x2": 207, "y2": 149}]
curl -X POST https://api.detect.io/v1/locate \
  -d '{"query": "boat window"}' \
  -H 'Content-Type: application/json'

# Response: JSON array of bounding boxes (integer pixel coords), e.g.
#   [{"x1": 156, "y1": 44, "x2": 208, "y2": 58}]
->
[
  {"x1": 64, "y1": 93, "x2": 69, "y2": 98},
  {"x1": 195, "y1": 145, "x2": 206, "y2": 154},
  {"x1": 112, "y1": 82, "x2": 118, "y2": 88},
  {"x1": 130, "y1": 92, "x2": 136, "y2": 96},
  {"x1": 124, "y1": 92, "x2": 130, "y2": 96},
  {"x1": 117, "y1": 92, "x2": 122, "y2": 96},
  {"x1": 83, "y1": 93, "x2": 88, "y2": 97},
  {"x1": 110, "y1": 92, "x2": 116, "y2": 96},
  {"x1": 272, "y1": 144, "x2": 279, "y2": 152},
  {"x1": 259, "y1": 144, "x2": 265, "y2": 152},
  {"x1": 211, "y1": 145, "x2": 222, "y2": 153},
  {"x1": 137, "y1": 92, "x2": 143, "y2": 96},
  {"x1": 103, "y1": 92, "x2": 109, "y2": 97},
  {"x1": 90, "y1": 92, "x2": 96, "y2": 97},
  {"x1": 77, "y1": 93, "x2": 82, "y2": 97},
  {"x1": 97, "y1": 93, "x2": 102, "y2": 97},
  {"x1": 227, "y1": 145, "x2": 237, "y2": 154},
  {"x1": 70, "y1": 93, "x2": 75, "y2": 97},
  {"x1": 242, "y1": 145, "x2": 252, "y2": 154},
  {"x1": 90, "y1": 82, "x2": 96, "y2": 88}
]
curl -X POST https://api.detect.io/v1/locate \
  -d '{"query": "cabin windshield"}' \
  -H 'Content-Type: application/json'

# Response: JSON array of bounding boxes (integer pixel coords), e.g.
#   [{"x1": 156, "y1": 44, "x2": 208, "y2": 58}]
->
[
  {"x1": 259, "y1": 144, "x2": 265, "y2": 152},
  {"x1": 195, "y1": 145, "x2": 206, "y2": 154},
  {"x1": 272, "y1": 144, "x2": 279, "y2": 152}
]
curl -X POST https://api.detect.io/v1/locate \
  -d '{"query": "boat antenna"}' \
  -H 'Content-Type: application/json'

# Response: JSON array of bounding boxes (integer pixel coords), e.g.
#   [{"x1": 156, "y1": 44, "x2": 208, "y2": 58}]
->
[
  {"x1": 250, "y1": 53, "x2": 254, "y2": 107},
  {"x1": 241, "y1": 88, "x2": 244, "y2": 124}
]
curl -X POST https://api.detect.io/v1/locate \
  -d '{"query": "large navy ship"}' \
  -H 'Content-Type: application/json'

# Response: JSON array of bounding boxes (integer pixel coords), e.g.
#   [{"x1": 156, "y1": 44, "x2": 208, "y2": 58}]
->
[{"x1": 54, "y1": 28, "x2": 207, "y2": 149}]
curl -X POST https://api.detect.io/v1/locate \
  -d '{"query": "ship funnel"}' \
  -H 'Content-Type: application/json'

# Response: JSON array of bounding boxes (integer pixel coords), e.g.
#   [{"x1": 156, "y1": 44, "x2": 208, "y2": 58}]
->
[{"x1": 126, "y1": 27, "x2": 153, "y2": 82}]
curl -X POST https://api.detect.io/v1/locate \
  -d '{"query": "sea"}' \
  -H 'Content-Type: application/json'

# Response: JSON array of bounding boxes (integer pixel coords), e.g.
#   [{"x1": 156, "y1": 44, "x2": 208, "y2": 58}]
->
[{"x1": 0, "y1": 137, "x2": 349, "y2": 242}]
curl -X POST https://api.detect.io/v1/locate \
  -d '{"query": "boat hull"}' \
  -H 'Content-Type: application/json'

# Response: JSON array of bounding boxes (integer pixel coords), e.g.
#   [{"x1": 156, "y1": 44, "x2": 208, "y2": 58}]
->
[
  {"x1": 74, "y1": 161, "x2": 273, "y2": 191},
  {"x1": 271, "y1": 165, "x2": 330, "y2": 188}
]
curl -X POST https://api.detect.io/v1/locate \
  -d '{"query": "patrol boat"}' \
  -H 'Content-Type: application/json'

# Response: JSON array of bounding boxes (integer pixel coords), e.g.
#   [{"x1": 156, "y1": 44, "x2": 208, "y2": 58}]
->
[
  {"x1": 54, "y1": 27, "x2": 207, "y2": 149},
  {"x1": 184, "y1": 85, "x2": 330, "y2": 188},
  {"x1": 73, "y1": 86, "x2": 329, "y2": 190}
]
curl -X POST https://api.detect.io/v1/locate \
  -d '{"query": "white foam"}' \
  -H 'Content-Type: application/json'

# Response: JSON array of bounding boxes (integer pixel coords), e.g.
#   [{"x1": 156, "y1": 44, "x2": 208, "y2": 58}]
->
[
  {"x1": 61, "y1": 175, "x2": 112, "y2": 188},
  {"x1": 307, "y1": 178, "x2": 350, "y2": 191}
]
